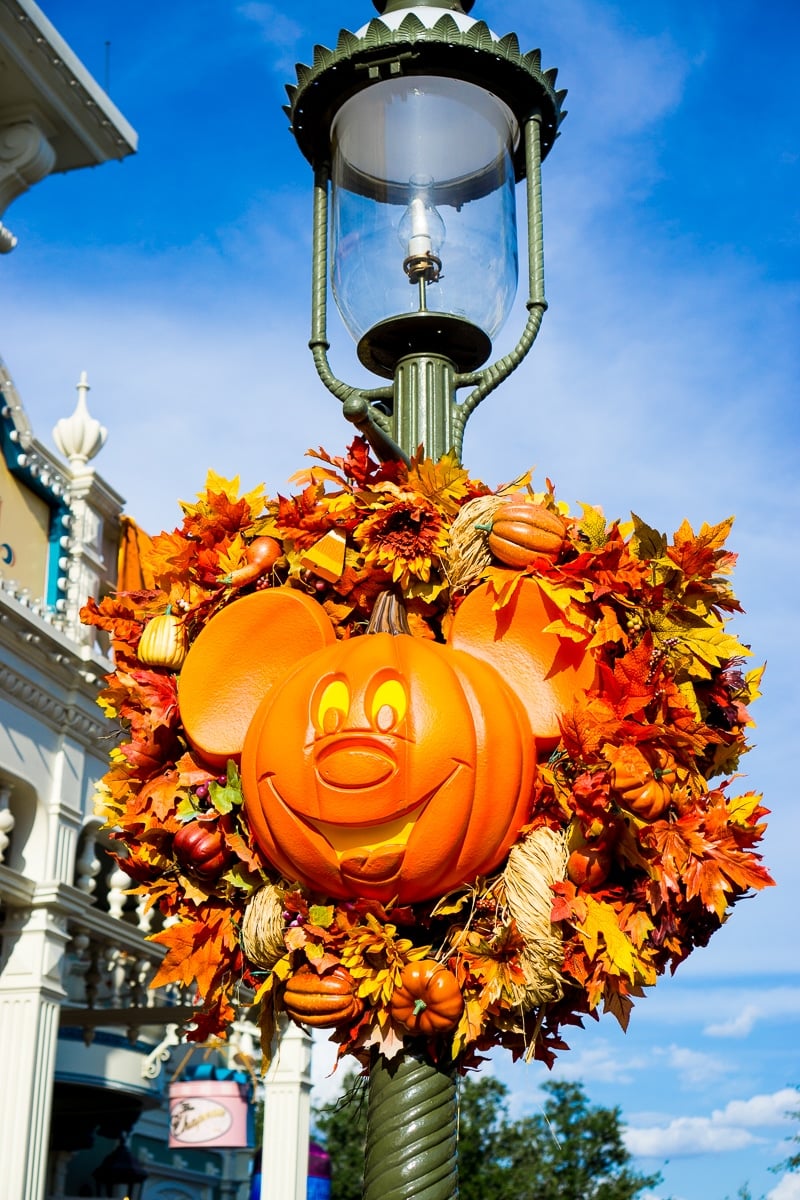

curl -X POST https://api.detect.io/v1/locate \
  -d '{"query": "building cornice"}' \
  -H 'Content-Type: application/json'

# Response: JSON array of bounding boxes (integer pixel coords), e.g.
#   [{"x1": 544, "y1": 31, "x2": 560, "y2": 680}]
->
[
  {"x1": 0, "y1": 0, "x2": 138, "y2": 172},
  {"x1": 0, "y1": 592, "x2": 113, "y2": 748}
]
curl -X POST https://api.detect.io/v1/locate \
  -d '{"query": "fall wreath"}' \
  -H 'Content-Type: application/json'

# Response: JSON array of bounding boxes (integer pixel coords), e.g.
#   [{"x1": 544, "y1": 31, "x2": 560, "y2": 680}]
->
[{"x1": 83, "y1": 439, "x2": 771, "y2": 1070}]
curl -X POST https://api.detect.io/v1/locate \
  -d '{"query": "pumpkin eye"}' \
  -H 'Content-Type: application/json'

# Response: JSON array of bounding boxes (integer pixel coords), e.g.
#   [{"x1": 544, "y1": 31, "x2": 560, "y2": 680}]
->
[
  {"x1": 316, "y1": 678, "x2": 350, "y2": 734},
  {"x1": 370, "y1": 677, "x2": 408, "y2": 733}
]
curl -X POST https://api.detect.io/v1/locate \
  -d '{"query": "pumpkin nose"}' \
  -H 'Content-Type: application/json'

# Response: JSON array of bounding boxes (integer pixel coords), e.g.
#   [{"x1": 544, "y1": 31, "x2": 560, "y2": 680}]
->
[{"x1": 316, "y1": 742, "x2": 395, "y2": 789}]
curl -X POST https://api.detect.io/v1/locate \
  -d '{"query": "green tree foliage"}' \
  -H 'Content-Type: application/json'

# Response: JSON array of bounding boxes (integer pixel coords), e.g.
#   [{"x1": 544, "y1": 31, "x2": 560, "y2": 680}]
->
[
  {"x1": 313, "y1": 1071, "x2": 662, "y2": 1200},
  {"x1": 312, "y1": 1073, "x2": 369, "y2": 1200},
  {"x1": 773, "y1": 1091, "x2": 800, "y2": 1175}
]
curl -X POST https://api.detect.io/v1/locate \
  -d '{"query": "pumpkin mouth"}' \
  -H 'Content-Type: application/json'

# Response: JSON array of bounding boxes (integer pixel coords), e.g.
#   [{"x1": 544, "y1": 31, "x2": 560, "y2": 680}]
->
[
  {"x1": 301, "y1": 760, "x2": 466, "y2": 883},
  {"x1": 307, "y1": 800, "x2": 426, "y2": 874}
]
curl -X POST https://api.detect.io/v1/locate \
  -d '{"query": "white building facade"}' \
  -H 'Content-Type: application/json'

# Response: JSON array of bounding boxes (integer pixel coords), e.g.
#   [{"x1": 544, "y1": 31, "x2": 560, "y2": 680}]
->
[{"x1": 0, "y1": 4, "x2": 266, "y2": 1197}]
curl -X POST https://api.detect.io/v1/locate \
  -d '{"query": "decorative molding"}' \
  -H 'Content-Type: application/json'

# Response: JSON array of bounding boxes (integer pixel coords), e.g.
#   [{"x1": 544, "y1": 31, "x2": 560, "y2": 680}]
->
[
  {"x1": 0, "y1": 660, "x2": 110, "y2": 746},
  {"x1": 0, "y1": 1, "x2": 137, "y2": 169},
  {"x1": 0, "y1": 118, "x2": 55, "y2": 217}
]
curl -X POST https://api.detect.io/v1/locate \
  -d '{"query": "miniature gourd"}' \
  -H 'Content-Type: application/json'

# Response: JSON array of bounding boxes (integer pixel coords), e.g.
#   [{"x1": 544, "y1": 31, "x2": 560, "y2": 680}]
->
[
  {"x1": 479, "y1": 499, "x2": 566, "y2": 567},
  {"x1": 282, "y1": 964, "x2": 363, "y2": 1028},
  {"x1": 137, "y1": 608, "x2": 188, "y2": 670},
  {"x1": 224, "y1": 536, "x2": 282, "y2": 587}
]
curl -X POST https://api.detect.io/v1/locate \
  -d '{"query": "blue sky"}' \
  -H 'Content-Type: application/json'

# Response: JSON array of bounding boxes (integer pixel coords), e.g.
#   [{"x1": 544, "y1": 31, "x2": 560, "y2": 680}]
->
[{"x1": 4, "y1": 2, "x2": 799, "y2": 1198}]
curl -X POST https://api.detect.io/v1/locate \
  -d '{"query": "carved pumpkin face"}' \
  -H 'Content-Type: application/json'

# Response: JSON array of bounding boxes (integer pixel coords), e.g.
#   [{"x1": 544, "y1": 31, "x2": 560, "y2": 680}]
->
[{"x1": 241, "y1": 631, "x2": 535, "y2": 904}]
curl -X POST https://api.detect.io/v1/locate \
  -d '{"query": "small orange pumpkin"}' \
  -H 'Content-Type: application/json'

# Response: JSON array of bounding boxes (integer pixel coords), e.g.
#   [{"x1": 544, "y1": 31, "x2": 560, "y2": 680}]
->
[
  {"x1": 390, "y1": 960, "x2": 464, "y2": 1036},
  {"x1": 566, "y1": 821, "x2": 613, "y2": 889},
  {"x1": 282, "y1": 964, "x2": 363, "y2": 1029},
  {"x1": 608, "y1": 744, "x2": 677, "y2": 820},
  {"x1": 481, "y1": 500, "x2": 566, "y2": 568},
  {"x1": 137, "y1": 608, "x2": 188, "y2": 670}
]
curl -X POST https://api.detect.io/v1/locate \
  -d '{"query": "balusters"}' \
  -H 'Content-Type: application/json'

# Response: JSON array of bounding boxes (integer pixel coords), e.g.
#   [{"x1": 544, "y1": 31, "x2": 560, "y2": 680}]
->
[
  {"x1": 0, "y1": 782, "x2": 15, "y2": 865},
  {"x1": 74, "y1": 820, "x2": 102, "y2": 896},
  {"x1": 106, "y1": 861, "x2": 131, "y2": 921}
]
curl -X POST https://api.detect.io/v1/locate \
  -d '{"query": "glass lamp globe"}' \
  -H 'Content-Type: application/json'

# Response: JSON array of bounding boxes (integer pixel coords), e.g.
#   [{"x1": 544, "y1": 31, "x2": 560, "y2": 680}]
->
[{"x1": 330, "y1": 74, "x2": 519, "y2": 377}]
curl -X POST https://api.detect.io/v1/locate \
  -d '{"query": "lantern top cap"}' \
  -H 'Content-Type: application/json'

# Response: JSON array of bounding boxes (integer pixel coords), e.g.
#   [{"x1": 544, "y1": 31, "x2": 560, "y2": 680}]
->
[
  {"x1": 286, "y1": 11, "x2": 566, "y2": 176},
  {"x1": 373, "y1": 1, "x2": 475, "y2": 12}
]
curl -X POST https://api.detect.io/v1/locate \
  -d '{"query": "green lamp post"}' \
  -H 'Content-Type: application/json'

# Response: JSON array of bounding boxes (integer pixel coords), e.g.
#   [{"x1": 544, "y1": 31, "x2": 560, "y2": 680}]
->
[
  {"x1": 285, "y1": 3, "x2": 565, "y2": 1195},
  {"x1": 286, "y1": 0, "x2": 566, "y2": 466}
]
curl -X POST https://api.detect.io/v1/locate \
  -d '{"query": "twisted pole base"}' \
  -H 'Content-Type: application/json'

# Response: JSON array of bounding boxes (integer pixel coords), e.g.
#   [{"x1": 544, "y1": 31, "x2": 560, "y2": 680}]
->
[{"x1": 363, "y1": 1049, "x2": 458, "y2": 1200}]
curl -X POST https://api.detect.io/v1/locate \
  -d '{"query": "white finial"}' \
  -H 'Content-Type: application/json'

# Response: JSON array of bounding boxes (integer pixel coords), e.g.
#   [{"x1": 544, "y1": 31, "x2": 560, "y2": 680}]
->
[{"x1": 53, "y1": 370, "x2": 108, "y2": 467}]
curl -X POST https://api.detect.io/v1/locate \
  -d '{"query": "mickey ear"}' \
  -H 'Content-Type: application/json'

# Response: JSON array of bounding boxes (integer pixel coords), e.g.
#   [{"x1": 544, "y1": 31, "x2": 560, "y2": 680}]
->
[
  {"x1": 179, "y1": 588, "x2": 336, "y2": 766},
  {"x1": 449, "y1": 576, "x2": 597, "y2": 752}
]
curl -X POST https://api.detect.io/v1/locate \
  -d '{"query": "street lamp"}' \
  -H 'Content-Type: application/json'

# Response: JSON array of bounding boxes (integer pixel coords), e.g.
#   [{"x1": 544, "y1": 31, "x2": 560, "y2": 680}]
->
[
  {"x1": 286, "y1": 0, "x2": 565, "y2": 463},
  {"x1": 92, "y1": 1134, "x2": 147, "y2": 1200},
  {"x1": 284, "y1": 5, "x2": 565, "y2": 1198}
]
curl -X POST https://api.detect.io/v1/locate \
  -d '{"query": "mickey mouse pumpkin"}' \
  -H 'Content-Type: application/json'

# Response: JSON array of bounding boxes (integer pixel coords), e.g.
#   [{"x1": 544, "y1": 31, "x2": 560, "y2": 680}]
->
[
  {"x1": 179, "y1": 586, "x2": 596, "y2": 904},
  {"x1": 241, "y1": 594, "x2": 535, "y2": 903}
]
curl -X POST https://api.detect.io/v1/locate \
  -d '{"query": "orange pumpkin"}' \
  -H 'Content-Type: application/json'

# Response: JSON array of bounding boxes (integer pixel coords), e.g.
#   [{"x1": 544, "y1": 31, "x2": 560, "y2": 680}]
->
[
  {"x1": 283, "y1": 964, "x2": 363, "y2": 1028},
  {"x1": 389, "y1": 960, "x2": 463, "y2": 1036},
  {"x1": 241, "y1": 626, "x2": 536, "y2": 904},
  {"x1": 608, "y1": 744, "x2": 677, "y2": 820},
  {"x1": 482, "y1": 500, "x2": 566, "y2": 568},
  {"x1": 566, "y1": 821, "x2": 613, "y2": 889}
]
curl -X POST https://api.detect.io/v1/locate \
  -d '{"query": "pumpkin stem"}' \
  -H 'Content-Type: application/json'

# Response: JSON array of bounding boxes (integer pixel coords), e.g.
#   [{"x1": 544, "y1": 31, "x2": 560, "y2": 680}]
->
[
  {"x1": 413, "y1": 998, "x2": 428, "y2": 1016},
  {"x1": 367, "y1": 591, "x2": 411, "y2": 637},
  {"x1": 473, "y1": 521, "x2": 493, "y2": 533}
]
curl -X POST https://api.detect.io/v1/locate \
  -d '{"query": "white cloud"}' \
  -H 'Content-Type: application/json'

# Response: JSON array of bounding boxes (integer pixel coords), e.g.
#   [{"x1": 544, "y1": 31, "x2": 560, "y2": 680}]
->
[
  {"x1": 545, "y1": 1038, "x2": 650, "y2": 1085},
  {"x1": 769, "y1": 1176, "x2": 800, "y2": 1200},
  {"x1": 236, "y1": 2, "x2": 305, "y2": 73},
  {"x1": 704, "y1": 1004, "x2": 761, "y2": 1039},
  {"x1": 625, "y1": 1089, "x2": 800, "y2": 1160},
  {"x1": 653, "y1": 1044, "x2": 732, "y2": 1089}
]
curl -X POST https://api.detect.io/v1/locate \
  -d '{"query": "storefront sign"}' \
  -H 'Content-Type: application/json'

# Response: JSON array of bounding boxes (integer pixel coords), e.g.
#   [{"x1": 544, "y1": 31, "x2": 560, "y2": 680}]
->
[{"x1": 168, "y1": 1078, "x2": 251, "y2": 1149}]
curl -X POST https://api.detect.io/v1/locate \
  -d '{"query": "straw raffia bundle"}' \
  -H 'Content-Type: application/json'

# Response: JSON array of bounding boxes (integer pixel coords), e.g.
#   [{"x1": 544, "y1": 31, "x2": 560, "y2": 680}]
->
[
  {"x1": 445, "y1": 493, "x2": 504, "y2": 594},
  {"x1": 500, "y1": 825, "x2": 569, "y2": 1009},
  {"x1": 241, "y1": 884, "x2": 287, "y2": 970}
]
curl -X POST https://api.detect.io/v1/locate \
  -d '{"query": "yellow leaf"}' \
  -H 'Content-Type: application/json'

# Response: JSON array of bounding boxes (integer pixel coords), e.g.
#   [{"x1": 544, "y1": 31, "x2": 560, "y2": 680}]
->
[
  {"x1": 629, "y1": 513, "x2": 667, "y2": 561},
  {"x1": 407, "y1": 451, "x2": 473, "y2": 517},
  {"x1": 744, "y1": 664, "x2": 765, "y2": 705},
  {"x1": 727, "y1": 791, "x2": 763, "y2": 826},
  {"x1": 451, "y1": 998, "x2": 485, "y2": 1060},
  {"x1": 577, "y1": 897, "x2": 639, "y2": 983},
  {"x1": 648, "y1": 611, "x2": 750, "y2": 680},
  {"x1": 214, "y1": 533, "x2": 247, "y2": 578},
  {"x1": 578, "y1": 503, "x2": 607, "y2": 548}
]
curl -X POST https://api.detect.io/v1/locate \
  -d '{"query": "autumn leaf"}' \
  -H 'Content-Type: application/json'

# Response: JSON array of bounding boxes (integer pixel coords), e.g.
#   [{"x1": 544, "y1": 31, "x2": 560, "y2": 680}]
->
[
  {"x1": 209, "y1": 760, "x2": 243, "y2": 815},
  {"x1": 138, "y1": 769, "x2": 185, "y2": 823},
  {"x1": 365, "y1": 1012, "x2": 407, "y2": 1061},
  {"x1": 575, "y1": 896, "x2": 649, "y2": 985},
  {"x1": 629, "y1": 513, "x2": 667, "y2": 562},
  {"x1": 578, "y1": 503, "x2": 608, "y2": 548},
  {"x1": 451, "y1": 997, "x2": 485, "y2": 1060},
  {"x1": 407, "y1": 449, "x2": 474, "y2": 517},
  {"x1": 667, "y1": 516, "x2": 736, "y2": 579},
  {"x1": 149, "y1": 919, "x2": 216, "y2": 991},
  {"x1": 648, "y1": 610, "x2": 750, "y2": 680}
]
